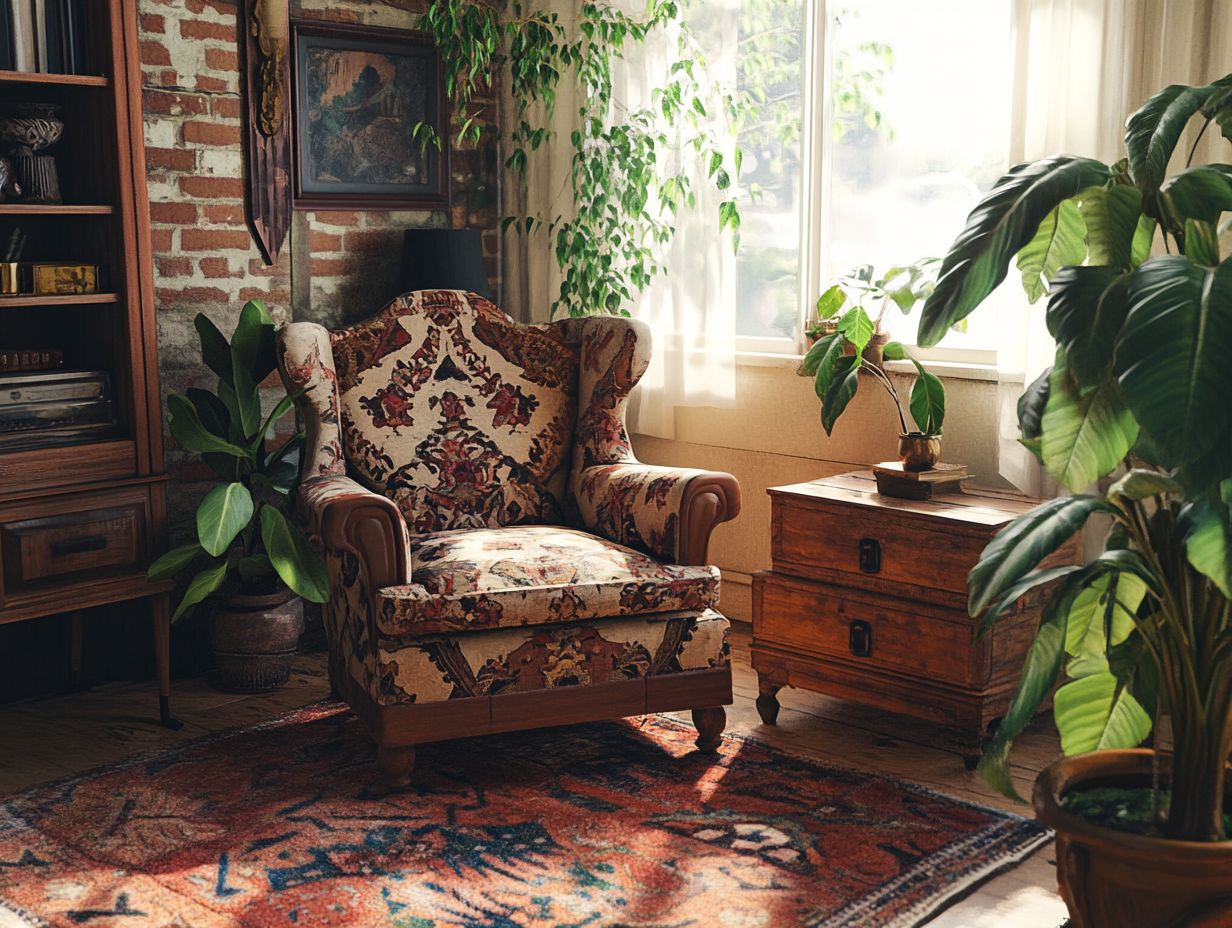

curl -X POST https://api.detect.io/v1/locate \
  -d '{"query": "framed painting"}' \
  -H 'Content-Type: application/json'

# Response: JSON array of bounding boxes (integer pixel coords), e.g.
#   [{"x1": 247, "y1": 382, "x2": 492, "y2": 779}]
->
[{"x1": 290, "y1": 21, "x2": 449, "y2": 210}]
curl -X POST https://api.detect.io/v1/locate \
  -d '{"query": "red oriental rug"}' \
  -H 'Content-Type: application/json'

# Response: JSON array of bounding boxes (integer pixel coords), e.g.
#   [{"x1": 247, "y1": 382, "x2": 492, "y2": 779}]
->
[{"x1": 0, "y1": 704, "x2": 1047, "y2": 928}]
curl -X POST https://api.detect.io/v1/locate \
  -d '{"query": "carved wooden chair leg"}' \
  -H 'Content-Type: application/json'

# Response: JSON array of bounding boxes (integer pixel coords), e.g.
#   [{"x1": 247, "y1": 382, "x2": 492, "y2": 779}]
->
[
  {"x1": 692, "y1": 707, "x2": 726, "y2": 753},
  {"x1": 377, "y1": 744, "x2": 416, "y2": 788},
  {"x1": 756, "y1": 679, "x2": 782, "y2": 726}
]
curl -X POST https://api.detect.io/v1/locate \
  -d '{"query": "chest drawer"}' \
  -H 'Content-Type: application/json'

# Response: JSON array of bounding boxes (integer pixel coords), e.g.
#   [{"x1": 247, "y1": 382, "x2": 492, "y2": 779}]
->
[
  {"x1": 753, "y1": 572, "x2": 984, "y2": 687},
  {"x1": 1, "y1": 494, "x2": 150, "y2": 593}
]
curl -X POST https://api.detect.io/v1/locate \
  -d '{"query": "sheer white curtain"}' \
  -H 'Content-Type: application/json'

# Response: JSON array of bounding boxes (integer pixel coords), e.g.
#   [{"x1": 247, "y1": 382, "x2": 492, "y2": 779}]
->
[
  {"x1": 997, "y1": 0, "x2": 1231, "y2": 492},
  {"x1": 501, "y1": 0, "x2": 738, "y2": 439}
]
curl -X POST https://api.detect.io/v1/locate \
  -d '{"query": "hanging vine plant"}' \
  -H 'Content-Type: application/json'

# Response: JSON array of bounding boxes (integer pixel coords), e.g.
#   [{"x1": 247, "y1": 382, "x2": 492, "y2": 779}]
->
[{"x1": 416, "y1": 0, "x2": 744, "y2": 317}]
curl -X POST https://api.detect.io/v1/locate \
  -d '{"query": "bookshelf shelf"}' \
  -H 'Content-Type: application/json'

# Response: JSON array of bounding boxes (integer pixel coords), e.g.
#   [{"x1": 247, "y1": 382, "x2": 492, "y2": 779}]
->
[
  {"x1": 0, "y1": 69, "x2": 108, "y2": 87},
  {"x1": 0, "y1": 204, "x2": 114, "y2": 215},
  {"x1": 0, "y1": 293, "x2": 118, "y2": 307}
]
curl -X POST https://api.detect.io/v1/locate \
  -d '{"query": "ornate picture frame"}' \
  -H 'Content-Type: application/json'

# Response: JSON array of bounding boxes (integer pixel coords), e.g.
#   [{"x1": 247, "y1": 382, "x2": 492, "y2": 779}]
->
[{"x1": 290, "y1": 21, "x2": 449, "y2": 210}]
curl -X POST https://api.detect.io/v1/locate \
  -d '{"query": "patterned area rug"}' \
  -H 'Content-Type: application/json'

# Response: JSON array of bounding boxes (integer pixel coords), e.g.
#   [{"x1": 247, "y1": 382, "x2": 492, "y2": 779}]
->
[{"x1": 0, "y1": 704, "x2": 1047, "y2": 928}]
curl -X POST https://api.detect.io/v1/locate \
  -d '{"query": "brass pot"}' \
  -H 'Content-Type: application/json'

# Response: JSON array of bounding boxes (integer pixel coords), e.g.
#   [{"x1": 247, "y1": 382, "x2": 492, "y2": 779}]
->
[
  {"x1": 208, "y1": 587, "x2": 304, "y2": 693},
  {"x1": 897, "y1": 432, "x2": 940, "y2": 471},
  {"x1": 1035, "y1": 750, "x2": 1232, "y2": 928}
]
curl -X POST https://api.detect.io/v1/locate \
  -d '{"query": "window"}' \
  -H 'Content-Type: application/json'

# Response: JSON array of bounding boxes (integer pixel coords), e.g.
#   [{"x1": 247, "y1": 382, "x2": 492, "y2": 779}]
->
[{"x1": 735, "y1": 0, "x2": 1014, "y2": 362}]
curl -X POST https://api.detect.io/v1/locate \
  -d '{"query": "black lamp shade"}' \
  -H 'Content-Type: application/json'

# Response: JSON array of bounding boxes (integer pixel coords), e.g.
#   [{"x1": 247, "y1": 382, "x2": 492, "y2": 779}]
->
[{"x1": 399, "y1": 229, "x2": 492, "y2": 301}]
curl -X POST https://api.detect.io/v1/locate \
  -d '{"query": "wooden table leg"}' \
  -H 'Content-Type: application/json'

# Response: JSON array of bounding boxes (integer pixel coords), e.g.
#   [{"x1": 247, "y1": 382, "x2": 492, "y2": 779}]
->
[
  {"x1": 756, "y1": 676, "x2": 782, "y2": 726},
  {"x1": 151, "y1": 594, "x2": 182, "y2": 730},
  {"x1": 68, "y1": 610, "x2": 84, "y2": 690}
]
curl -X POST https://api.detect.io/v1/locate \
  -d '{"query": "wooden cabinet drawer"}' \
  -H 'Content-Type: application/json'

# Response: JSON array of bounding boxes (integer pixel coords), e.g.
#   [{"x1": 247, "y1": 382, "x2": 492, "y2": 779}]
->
[
  {"x1": 773, "y1": 497, "x2": 987, "y2": 598},
  {"x1": 753, "y1": 573, "x2": 984, "y2": 687},
  {"x1": 1, "y1": 494, "x2": 149, "y2": 592}
]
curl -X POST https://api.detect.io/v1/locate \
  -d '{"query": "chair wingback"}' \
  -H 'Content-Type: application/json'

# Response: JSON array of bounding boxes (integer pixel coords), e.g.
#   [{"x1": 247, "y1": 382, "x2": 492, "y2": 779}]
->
[
  {"x1": 277, "y1": 320, "x2": 346, "y2": 480},
  {"x1": 570, "y1": 314, "x2": 653, "y2": 476},
  {"x1": 286, "y1": 289, "x2": 581, "y2": 534}
]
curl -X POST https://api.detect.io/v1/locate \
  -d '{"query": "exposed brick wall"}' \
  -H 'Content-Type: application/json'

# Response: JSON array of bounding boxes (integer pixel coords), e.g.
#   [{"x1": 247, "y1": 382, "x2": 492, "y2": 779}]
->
[{"x1": 138, "y1": 0, "x2": 501, "y2": 524}]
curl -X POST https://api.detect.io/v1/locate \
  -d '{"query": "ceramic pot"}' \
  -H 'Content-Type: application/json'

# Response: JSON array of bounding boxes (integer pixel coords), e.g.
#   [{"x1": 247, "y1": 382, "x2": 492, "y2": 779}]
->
[
  {"x1": 897, "y1": 432, "x2": 940, "y2": 471},
  {"x1": 208, "y1": 587, "x2": 304, "y2": 693},
  {"x1": 1034, "y1": 749, "x2": 1232, "y2": 928}
]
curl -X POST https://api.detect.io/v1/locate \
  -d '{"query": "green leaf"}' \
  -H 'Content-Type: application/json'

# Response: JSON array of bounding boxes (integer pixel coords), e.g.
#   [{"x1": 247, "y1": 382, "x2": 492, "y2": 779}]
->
[
  {"x1": 979, "y1": 573, "x2": 1085, "y2": 801},
  {"x1": 1016, "y1": 197, "x2": 1086, "y2": 303},
  {"x1": 1125, "y1": 81, "x2": 1218, "y2": 196},
  {"x1": 836, "y1": 305, "x2": 874, "y2": 353},
  {"x1": 171, "y1": 560, "x2": 228, "y2": 623},
  {"x1": 1079, "y1": 184, "x2": 1143, "y2": 269},
  {"x1": 1116, "y1": 256, "x2": 1232, "y2": 468},
  {"x1": 1044, "y1": 267, "x2": 1129, "y2": 390},
  {"x1": 259, "y1": 506, "x2": 329, "y2": 603},
  {"x1": 1041, "y1": 353, "x2": 1139, "y2": 493},
  {"x1": 147, "y1": 542, "x2": 203, "y2": 582},
  {"x1": 815, "y1": 284, "x2": 846, "y2": 319},
  {"x1": 197, "y1": 482, "x2": 254, "y2": 557},
  {"x1": 1158, "y1": 164, "x2": 1232, "y2": 229},
  {"x1": 977, "y1": 564, "x2": 1085, "y2": 636},
  {"x1": 811, "y1": 335, "x2": 846, "y2": 401},
  {"x1": 185, "y1": 387, "x2": 231, "y2": 439},
  {"x1": 968, "y1": 495, "x2": 1112, "y2": 615},
  {"x1": 1108, "y1": 469, "x2": 1182, "y2": 502},
  {"x1": 1063, "y1": 573, "x2": 1145, "y2": 670},
  {"x1": 908, "y1": 369, "x2": 944, "y2": 434},
  {"x1": 1184, "y1": 219, "x2": 1220, "y2": 266},
  {"x1": 881, "y1": 340, "x2": 909, "y2": 362},
  {"x1": 1017, "y1": 367, "x2": 1051, "y2": 458},
  {"x1": 1130, "y1": 215, "x2": 1157, "y2": 267},
  {"x1": 821, "y1": 355, "x2": 861, "y2": 436},
  {"x1": 227, "y1": 300, "x2": 275, "y2": 439},
  {"x1": 1184, "y1": 481, "x2": 1232, "y2": 597},
  {"x1": 801, "y1": 332, "x2": 836, "y2": 376},
  {"x1": 167, "y1": 394, "x2": 249, "y2": 458},
  {"x1": 1054, "y1": 671, "x2": 1152, "y2": 755},
  {"x1": 918, "y1": 156, "x2": 1114, "y2": 346},
  {"x1": 194, "y1": 313, "x2": 233, "y2": 382}
]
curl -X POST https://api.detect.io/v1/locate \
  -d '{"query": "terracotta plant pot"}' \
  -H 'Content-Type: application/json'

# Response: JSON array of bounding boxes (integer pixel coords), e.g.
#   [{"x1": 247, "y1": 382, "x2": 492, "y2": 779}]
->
[
  {"x1": 1034, "y1": 749, "x2": 1232, "y2": 928},
  {"x1": 208, "y1": 587, "x2": 304, "y2": 693},
  {"x1": 897, "y1": 432, "x2": 940, "y2": 471}
]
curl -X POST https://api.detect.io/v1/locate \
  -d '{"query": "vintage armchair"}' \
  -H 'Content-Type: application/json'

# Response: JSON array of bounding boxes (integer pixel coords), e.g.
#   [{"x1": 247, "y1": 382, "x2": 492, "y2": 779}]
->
[{"x1": 278, "y1": 289, "x2": 740, "y2": 785}]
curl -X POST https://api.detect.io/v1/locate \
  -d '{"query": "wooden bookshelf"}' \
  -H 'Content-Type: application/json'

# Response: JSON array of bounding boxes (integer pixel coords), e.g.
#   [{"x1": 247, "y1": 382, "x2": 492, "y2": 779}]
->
[
  {"x1": 0, "y1": 0, "x2": 174, "y2": 722},
  {"x1": 0, "y1": 293, "x2": 118, "y2": 307},
  {"x1": 0, "y1": 70, "x2": 109, "y2": 87},
  {"x1": 0, "y1": 204, "x2": 114, "y2": 215}
]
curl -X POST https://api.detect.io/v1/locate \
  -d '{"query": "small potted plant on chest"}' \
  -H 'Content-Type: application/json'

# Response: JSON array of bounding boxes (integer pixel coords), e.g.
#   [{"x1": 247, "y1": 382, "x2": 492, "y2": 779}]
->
[
  {"x1": 147, "y1": 300, "x2": 329, "y2": 693},
  {"x1": 802, "y1": 306, "x2": 946, "y2": 471},
  {"x1": 913, "y1": 70, "x2": 1232, "y2": 927}
]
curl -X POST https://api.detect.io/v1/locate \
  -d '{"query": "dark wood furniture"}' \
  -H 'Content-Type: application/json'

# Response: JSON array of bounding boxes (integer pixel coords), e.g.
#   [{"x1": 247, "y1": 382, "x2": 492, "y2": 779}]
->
[
  {"x1": 752, "y1": 470, "x2": 1075, "y2": 768},
  {"x1": 0, "y1": 0, "x2": 174, "y2": 721}
]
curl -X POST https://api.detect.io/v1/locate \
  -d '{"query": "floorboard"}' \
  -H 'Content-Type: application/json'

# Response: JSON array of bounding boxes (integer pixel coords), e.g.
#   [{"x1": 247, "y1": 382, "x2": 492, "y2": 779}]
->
[{"x1": 0, "y1": 622, "x2": 1067, "y2": 926}]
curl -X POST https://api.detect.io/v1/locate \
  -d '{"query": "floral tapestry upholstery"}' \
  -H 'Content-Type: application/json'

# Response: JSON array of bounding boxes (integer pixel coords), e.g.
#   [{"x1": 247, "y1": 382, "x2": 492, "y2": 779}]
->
[
  {"x1": 375, "y1": 609, "x2": 730, "y2": 705},
  {"x1": 328, "y1": 289, "x2": 579, "y2": 533},
  {"x1": 566, "y1": 316, "x2": 720, "y2": 562},
  {"x1": 277, "y1": 321, "x2": 345, "y2": 479},
  {"x1": 375, "y1": 525, "x2": 719, "y2": 636}
]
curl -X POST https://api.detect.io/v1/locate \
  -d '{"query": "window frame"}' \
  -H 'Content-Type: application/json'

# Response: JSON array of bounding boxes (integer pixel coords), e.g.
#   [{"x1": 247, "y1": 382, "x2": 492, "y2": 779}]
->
[{"x1": 734, "y1": 0, "x2": 1001, "y2": 367}]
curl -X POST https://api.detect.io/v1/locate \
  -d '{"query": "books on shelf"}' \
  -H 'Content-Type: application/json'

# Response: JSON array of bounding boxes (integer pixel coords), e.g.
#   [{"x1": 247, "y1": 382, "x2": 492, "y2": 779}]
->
[
  {"x1": 873, "y1": 461, "x2": 971, "y2": 500},
  {"x1": 2, "y1": 0, "x2": 94, "y2": 76},
  {"x1": 0, "y1": 369, "x2": 114, "y2": 450}
]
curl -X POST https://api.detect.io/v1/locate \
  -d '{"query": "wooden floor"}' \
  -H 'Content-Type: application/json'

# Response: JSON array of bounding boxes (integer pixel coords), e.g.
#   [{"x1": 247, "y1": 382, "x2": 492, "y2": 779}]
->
[{"x1": 0, "y1": 622, "x2": 1067, "y2": 927}]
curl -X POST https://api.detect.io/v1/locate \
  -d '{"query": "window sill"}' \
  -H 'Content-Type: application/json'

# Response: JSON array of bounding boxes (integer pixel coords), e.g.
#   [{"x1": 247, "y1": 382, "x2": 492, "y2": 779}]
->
[{"x1": 736, "y1": 350, "x2": 1020, "y2": 384}]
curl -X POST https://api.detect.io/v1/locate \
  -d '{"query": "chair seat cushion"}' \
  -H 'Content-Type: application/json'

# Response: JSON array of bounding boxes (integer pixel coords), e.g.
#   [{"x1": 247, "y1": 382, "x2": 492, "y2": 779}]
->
[
  {"x1": 375, "y1": 609, "x2": 730, "y2": 704},
  {"x1": 376, "y1": 525, "x2": 719, "y2": 636}
]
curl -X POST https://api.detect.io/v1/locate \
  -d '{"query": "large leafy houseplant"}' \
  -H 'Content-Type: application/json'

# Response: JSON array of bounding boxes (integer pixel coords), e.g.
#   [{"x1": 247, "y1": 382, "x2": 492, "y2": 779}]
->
[
  {"x1": 147, "y1": 300, "x2": 328, "y2": 621},
  {"x1": 916, "y1": 72, "x2": 1232, "y2": 842}
]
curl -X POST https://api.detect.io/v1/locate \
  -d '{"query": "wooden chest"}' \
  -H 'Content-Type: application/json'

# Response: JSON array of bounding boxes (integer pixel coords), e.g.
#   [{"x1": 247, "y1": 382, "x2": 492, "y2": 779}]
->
[{"x1": 751, "y1": 470, "x2": 1075, "y2": 768}]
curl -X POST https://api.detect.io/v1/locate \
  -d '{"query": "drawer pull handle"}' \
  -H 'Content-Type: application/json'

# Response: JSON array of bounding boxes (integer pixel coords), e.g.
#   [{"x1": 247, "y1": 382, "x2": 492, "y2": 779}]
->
[
  {"x1": 858, "y1": 537, "x2": 882, "y2": 573},
  {"x1": 51, "y1": 535, "x2": 108, "y2": 556},
  {"x1": 849, "y1": 620, "x2": 873, "y2": 658}
]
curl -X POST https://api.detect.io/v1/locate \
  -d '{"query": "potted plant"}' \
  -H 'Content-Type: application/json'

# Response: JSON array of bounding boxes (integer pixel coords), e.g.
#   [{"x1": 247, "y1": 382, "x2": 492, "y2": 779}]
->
[
  {"x1": 914, "y1": 71, "x2": 1232, "y2": 926},
  {"x1": 802, "y1": 309, "x2": 946, "y2": 470},
  {"x1": 147, "y1": 299, "x2": 329, "y2": 693},
  {"x1": 804, "y1": 258, "x2": 942, "y2": 362}
]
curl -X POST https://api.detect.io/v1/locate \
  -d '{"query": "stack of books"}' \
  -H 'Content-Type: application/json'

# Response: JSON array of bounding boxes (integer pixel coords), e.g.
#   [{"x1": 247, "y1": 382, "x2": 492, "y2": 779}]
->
[
  {"x1": 873, "y1": 461, "x2": 970, "y2": 500},
  {"x1": 0, "y1": 369, "x2": 113, "y2": 450},
  {"x1": 0, "y1": 1, "x2": 96, "y2": 75}
]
